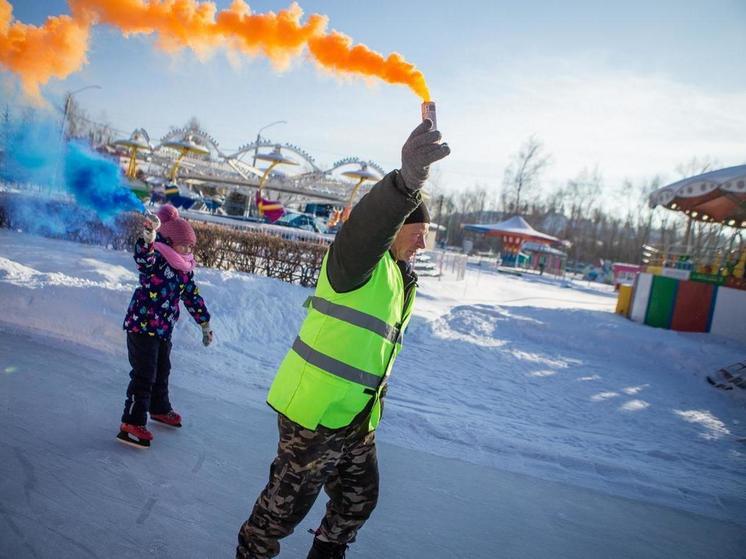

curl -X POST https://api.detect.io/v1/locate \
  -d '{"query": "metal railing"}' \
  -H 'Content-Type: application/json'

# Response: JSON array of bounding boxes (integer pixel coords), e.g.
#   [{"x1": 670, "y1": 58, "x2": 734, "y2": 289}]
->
[{"x1": 420, "y1": 250, "x2": 467, "y2": 281}]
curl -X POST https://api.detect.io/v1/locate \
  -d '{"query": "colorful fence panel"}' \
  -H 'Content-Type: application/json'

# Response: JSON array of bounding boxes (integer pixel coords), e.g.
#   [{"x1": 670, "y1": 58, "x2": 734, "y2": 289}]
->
[
  {"x1": 670, "y1": 281, "x2": 715, "y2": 332},
  {"x1": 709, "y1": 287, "x2": 746, "y2": 345},
  {"x1": 630, "y1": 273, "x2": 653, "y2": 323},
  {"x1": 615, "y1": 284, "x2": 633, "y2": 316},
  {"x1": 645, "y1": 276, "x2": 678, "y2": 328}
]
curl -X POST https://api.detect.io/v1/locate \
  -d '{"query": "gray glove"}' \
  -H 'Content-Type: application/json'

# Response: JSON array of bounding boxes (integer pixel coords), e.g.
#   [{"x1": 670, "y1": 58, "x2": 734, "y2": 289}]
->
[
  {"x1": 400, "y1": 119, "x2": 451, "y2": 191},
  {"x1": 141, "y1": 213, "x2": 160, "y2": 244},
  {"x1": 201, "y1": 321, "x2": 213, "y2": 347}
]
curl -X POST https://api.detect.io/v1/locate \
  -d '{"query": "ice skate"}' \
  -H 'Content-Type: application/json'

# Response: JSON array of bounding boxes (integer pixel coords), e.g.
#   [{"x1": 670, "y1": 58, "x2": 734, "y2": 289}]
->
[
  {"x1": 116, "y1": 423, "x2": 153, "y2": 448},
  {"x1": 150, "y1": 410, "x2": 182, "y2": 428}
]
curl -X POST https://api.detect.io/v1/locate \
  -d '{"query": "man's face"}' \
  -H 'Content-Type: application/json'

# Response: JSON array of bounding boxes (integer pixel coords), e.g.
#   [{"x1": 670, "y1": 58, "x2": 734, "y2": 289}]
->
[{"x1": 391, "y1": 222, "x2": 428, "y2": 262}]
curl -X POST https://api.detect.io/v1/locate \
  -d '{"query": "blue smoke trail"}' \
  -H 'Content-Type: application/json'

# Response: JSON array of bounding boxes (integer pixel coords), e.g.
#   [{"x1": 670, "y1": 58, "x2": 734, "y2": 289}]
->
[
  {"x1": 1, "y1": 118, "x2": 62, "y2": 188},
  {"x1": 64, "y1": 141, "x2": 144, "y2": 218},
  {"x1": 2, "y1": 115, "x2": 144, "y2": 220}
]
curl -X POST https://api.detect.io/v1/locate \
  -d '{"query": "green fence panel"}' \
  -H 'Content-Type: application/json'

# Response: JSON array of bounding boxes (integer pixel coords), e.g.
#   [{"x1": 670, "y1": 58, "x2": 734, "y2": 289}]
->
[{"x1": 645, "y1": 276, "x2": 678, "y2": 328}]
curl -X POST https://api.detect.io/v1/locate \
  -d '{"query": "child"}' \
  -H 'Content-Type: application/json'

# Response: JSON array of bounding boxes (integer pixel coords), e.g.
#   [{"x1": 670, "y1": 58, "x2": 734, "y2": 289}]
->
[{"x1": 117, "y1": 204, "x2": 213, "y2": 448}]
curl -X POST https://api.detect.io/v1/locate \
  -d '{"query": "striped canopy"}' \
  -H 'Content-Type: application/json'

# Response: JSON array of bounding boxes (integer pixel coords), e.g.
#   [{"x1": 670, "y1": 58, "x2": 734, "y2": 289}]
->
[{"x1": 649, "y1": 165, "x2": 746, "y2": 227}]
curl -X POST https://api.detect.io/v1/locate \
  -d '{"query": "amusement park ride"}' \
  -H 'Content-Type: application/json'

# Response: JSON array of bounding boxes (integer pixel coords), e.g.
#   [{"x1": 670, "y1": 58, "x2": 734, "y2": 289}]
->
[
  {"x1": 112, "y1": 128, "x2": 153, "y2": 200},
  {"x1": 111, "y1": 126, "x2": 386, "y2": 229}
]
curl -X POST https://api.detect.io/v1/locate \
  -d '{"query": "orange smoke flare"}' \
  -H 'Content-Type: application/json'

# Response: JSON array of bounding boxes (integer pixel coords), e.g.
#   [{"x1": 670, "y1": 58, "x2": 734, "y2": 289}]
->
[
  {"x1": 1, "y1": 0, "x2": 431, "y2": 101},
  {"x1": 0, "y1": 0, "x2": 91, "y2": 100}
]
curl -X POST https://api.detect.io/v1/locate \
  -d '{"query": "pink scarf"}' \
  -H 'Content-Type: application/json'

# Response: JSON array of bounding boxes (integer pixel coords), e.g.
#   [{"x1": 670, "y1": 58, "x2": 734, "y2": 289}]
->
[{"x1": 155, "y1": 242, "x2": 196, "y2": 273}]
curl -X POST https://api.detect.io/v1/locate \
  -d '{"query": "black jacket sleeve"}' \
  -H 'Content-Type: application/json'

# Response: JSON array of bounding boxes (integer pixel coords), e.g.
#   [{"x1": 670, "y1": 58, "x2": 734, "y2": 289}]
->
[{"x1": 327, "y1": 170, "x2": 422, "y2": 293}]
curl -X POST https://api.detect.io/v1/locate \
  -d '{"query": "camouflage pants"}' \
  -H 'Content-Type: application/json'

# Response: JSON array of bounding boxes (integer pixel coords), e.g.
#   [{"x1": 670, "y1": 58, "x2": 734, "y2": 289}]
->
[{"x1": 236, "y1": 414, "x2": 379, "y2": 559}]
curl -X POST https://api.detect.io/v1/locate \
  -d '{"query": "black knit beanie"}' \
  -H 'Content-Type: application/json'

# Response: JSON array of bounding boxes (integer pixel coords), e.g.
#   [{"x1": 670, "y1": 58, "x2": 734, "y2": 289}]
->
[{"x1": 404, "y1": 201, "x2": 430, "y2": 225}]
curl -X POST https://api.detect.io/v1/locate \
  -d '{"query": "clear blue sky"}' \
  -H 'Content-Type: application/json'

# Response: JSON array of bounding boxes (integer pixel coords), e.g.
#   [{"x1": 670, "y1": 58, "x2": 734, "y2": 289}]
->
[{"x1": 4, "y1": 0, "x2": 746, "y2": 199}]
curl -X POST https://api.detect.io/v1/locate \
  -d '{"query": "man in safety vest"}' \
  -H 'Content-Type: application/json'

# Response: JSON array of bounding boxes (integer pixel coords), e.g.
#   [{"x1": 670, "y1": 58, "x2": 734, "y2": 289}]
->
[{"x1": 236, "y1": 119, "x2": 450, "y2": 559}]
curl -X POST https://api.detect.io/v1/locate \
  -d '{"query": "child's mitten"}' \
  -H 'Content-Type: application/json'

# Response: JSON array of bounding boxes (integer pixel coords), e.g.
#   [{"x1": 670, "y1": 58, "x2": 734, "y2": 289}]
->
[
  {"x1": 142, "y1": 213, "x2": 161, "y2": 244},
  {"x1": 201, "y1": 322, "x2": 213, "y2": 347}
]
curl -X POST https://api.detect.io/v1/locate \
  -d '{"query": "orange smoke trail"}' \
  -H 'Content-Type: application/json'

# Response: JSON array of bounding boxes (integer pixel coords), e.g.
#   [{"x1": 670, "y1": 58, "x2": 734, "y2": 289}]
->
[
  {"x1": 0, "y1": 0, "x2": 91, "y2": 100},
  {"x1": 308, "y1": 31, "x2": 430, "y2": 101},
  {"x1": 1, "y1": 0, "x2": 431, "y2": 101},
  {"x1": 69, "y1": 0, "x2": 329, "y2": 69}
]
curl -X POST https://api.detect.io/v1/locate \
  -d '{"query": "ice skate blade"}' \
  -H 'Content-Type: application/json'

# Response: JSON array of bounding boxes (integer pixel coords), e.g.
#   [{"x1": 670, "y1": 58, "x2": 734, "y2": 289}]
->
[
  {"x1": 150, "y1": 417, "x2": 182, "y2": 428},
  {"x1": 116, "y1": 431, "x2": 151, "y2": 448}
]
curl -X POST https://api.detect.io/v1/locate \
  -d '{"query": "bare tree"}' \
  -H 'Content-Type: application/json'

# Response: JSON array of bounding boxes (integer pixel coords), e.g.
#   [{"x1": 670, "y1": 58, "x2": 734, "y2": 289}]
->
[
  {"x1": 561, "y1": 167, "x2": 603, "y2": 231},
  {"x1": 557, "y1": 167, "x2": 603, "y2": 265},
  {"x1": 673, "y1": 156, "x2": 720, "y2": 252},
  {"x1": 430, "y1": 151, "x2": 730, "y2": 264},
  {"x1": 675, "y1": 156, "x2": 718, "y2": 179},
  {"x1": 502, "y1": 135, "x2": 551, "y2": 214},
  {"x1": 631, "y1": 177, "x2": 663, "y2": 260}
]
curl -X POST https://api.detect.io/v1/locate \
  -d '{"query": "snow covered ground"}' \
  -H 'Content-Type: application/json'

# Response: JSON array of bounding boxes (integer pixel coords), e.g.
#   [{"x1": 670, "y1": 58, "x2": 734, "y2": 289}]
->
[{"x1": 1, "y1": 229, "x2": 745, "y2": 558}]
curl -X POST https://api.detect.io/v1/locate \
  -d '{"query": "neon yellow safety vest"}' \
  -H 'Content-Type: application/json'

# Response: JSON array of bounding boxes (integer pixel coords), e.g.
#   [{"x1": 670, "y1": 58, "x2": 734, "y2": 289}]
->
[{"x1": 267, "y1": 251, "x2": 416, "y2": 431}]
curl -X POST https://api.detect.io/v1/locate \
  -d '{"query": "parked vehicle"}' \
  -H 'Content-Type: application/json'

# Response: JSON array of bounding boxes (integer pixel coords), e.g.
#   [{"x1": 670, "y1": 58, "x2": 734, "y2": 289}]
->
[{"x1": 275, "y1": 210, "x2": 328, "y2": 234}]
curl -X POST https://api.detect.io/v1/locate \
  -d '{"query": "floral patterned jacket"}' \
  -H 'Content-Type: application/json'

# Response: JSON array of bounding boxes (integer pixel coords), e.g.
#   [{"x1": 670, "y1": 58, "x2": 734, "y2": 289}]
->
[{"x1": 123, "y1": 239, "x2": 210, "y2": 339}]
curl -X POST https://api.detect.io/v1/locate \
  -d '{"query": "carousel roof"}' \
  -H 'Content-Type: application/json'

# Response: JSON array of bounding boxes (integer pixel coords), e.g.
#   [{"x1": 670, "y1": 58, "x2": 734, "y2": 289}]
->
[
  {"x1": 113, "y1": 128, "x2": 153, "y2": 150},
  {"x1": 163, "y1": 135, "x2": 210, "y2": 156},
  {"x1": 649, "y1": 164, "x2": 746, "y2": 228},
  {"x1": 254, "y1": 145, "x2": 299, "y2": 166},
  {"x1": 463, "y1": 216, "x2": 560, "y2": 243},
  {"x1": 341, "y1": 163, "x2": 381, "y2": 181}
]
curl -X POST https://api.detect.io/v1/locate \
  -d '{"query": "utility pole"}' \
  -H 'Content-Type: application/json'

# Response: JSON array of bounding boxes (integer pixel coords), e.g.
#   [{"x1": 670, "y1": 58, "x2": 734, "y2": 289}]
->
[
  {"x1": 1, "y1": 104, "x2": 9, "y2": 175},
  {"x1": 57, "y1": 85, "x2": 101, "y2": 192},
  {"x1": 60, "y1": 85, "x2": 102, "y2": 142}
]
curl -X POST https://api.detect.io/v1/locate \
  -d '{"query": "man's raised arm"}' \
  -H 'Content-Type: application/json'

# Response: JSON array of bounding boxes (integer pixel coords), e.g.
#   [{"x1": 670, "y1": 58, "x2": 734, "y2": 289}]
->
[{"x1": 327, "y1": 120, "x2": 450, "y2": 292}]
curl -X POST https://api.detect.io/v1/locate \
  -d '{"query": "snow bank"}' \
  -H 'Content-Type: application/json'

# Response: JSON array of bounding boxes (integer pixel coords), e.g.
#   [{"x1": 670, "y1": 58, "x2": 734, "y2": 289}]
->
[{"x1": 1, "y1": 229, "x2": 744, "y2": 524}]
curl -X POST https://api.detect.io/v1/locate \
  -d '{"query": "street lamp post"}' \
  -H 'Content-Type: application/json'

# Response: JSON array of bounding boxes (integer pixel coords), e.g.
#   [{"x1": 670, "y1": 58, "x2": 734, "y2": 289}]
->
[
  {"x1": 60, "y1": 85, "x2": 102, "y2": 141},
  {"x1": 252, "y1": 120, "x2": 287, "y2": 167},
  {"x1": 56, "y1": 85, "x2": 101, "y2": 194}
]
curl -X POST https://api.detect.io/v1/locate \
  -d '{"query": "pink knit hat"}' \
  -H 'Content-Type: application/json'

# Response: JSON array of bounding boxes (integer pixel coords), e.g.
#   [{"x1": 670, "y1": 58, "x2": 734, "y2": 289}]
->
[{"x1": 156, "y1": 204, "x2": 196, "y2": 247}]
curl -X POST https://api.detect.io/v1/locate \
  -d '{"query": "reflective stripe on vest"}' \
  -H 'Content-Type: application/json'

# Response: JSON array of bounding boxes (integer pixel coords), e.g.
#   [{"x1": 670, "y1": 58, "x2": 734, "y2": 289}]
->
[
  {"x1": 303, "y1": 296, "x2": 401, "y2": 344},
  {"x1": 291, "y1": 336, "x2": 381, "y2": 389}
]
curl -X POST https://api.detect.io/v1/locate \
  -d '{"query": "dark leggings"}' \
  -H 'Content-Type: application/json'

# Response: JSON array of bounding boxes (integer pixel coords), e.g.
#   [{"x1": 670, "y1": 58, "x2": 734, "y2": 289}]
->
[{"x1": 121, "y1": 332, "x2": 173, "y2": 425}]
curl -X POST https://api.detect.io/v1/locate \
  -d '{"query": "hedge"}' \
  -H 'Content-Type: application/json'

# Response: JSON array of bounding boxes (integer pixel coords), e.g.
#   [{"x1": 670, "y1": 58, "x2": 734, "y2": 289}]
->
[{"x1": 0, "y1": 192, "x2": 327, "y2": 287}]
